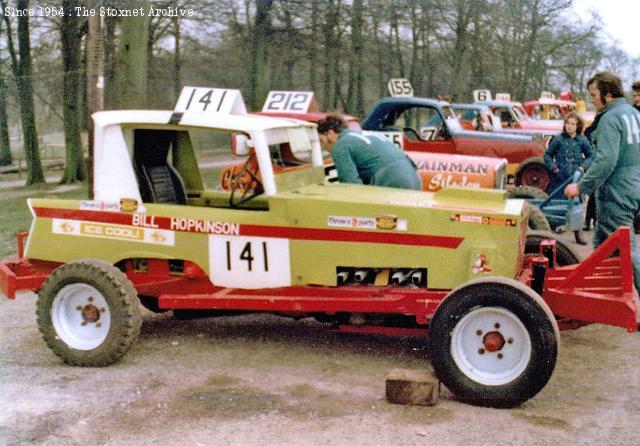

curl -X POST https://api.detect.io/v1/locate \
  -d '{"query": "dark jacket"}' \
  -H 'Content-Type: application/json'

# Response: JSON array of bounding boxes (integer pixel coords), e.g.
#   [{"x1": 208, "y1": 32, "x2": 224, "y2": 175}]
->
[{"x1": 544, "y1": 132, "x2": 592, "y2": 181}]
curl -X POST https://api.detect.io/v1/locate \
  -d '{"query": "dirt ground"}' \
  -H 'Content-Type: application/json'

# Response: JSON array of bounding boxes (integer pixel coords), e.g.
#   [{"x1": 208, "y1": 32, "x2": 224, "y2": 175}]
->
[{"x1": 2, "y1": 232, "x2": 640, "y2": 446}]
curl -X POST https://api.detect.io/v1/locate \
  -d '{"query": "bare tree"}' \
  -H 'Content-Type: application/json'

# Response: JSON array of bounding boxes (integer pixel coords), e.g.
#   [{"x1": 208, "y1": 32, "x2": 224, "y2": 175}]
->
[
  {"x1": 59, "y1": 0, "x2": 86, "y2": 184},
  {"x1": 1, "y1": 0, "x2": 44, "y2": 184},
  {"x1": 250, "y1": 0, "x2": 274, "y2": 110}
]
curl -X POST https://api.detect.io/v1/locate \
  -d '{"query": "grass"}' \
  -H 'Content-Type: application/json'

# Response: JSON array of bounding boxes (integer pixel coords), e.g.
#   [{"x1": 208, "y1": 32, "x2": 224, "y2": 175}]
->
[{"x1": 0, "y1": 183, "x2": 87, "y2": 258}]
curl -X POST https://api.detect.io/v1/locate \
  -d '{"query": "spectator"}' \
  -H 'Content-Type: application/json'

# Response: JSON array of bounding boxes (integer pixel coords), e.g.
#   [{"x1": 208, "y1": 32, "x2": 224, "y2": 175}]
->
[
  {"x1": 544, "y1": 112, "x2": 592, "y2": 244},
  {"x1": 317, "y1": 115, "x2": 422, "y2": 190},
  {"x1": 575, "y1": 96, "x2": 587, "y2": 113},
  {"x1": 565, "y1": 71, "x2": 640, "y2": 293},
  {"x1": 632, "y1": 81, "x2": 640, "y2": 112}
]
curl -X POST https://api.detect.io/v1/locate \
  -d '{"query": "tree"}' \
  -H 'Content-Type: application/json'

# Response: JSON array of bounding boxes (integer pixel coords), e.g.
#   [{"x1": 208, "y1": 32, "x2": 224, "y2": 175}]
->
[
  {"x1": 59, "y1": 0, "x2": 86, "y2": 184},
  {"x1": 1, "y1": 0, "x2": 44, "y2": 184},
  {"x1": 249, "y1": 0, "x2": 274, "y2": 110},
  {"x1": 116, "y1": 1, "x2": 151, "y2": 108},
  {"x1": 347, "y1": 0, "x2": 364, "y2": 117},
  {"x1": 0, "y1": 73, "x2": 11, "y2": 167}
]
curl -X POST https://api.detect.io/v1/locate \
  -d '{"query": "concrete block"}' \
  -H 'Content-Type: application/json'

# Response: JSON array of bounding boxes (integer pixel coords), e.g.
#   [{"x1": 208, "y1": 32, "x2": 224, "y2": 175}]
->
[{"x1": 385, "y1": 368, "x2": 439, "y2": 406}]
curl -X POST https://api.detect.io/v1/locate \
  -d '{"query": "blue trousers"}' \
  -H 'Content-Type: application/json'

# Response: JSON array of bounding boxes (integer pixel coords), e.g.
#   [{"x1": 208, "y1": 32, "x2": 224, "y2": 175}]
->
[{"x1": 594, "y1": 194, "x2": 640, "y2": 293}]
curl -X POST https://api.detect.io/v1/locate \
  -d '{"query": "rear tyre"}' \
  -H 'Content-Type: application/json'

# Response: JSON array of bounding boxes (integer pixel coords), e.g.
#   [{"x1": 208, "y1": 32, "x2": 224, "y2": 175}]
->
[
  {"x1": 428, "y1": 277, "x2": 559, "y2": 408},
  {"x1": 525, "y1": 230, "x2": 582, "y2": 265},
  {"x1": 36, "y1": 260, "x2": 141, "y2": 367},
  {"x1": 515, "y1": 157, "x2": 550, "y2": 192},
  {"x1": 525, "y1": 203, "x2": 551, "y2": 231},
  {"x1": 505, "y1": 186, "x2": 548, "y2": 200}
]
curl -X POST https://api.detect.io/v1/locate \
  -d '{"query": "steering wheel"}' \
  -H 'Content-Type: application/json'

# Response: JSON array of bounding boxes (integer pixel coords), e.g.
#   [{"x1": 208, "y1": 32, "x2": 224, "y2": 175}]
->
[{"x1": 229, "y1": 153, "x2": 263, "y2": 207}]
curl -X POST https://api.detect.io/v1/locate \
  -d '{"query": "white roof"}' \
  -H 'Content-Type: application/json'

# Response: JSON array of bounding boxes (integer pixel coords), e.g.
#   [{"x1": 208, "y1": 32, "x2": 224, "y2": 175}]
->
[{"x1": 92, "y1": 110, "x2": 317, "y2": 132}]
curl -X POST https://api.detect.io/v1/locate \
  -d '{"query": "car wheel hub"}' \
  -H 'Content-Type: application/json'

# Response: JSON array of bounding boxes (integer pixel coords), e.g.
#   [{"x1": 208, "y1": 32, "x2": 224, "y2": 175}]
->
[
  {"x1": 451, "y1": 306, "x2": 531, "y2": 385},
  {"x1": 51, "y1": 283, "x2": 111, "y2": 350}
]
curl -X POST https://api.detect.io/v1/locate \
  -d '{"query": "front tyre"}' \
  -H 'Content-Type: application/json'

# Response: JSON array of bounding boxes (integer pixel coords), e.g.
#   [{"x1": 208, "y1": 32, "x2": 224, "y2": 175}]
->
[
  {"x1": 37, "y1": 260, "x2": 141, "y2": 367},
  {"x1": 428, "y1": 277, "x2": 558, "y2": 408}
]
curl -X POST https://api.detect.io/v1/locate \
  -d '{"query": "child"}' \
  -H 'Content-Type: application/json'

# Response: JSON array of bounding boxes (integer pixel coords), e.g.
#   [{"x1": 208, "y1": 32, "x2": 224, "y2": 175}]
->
[{"x1": 544, "y1": 112, "x2": 593, "y2": 244}]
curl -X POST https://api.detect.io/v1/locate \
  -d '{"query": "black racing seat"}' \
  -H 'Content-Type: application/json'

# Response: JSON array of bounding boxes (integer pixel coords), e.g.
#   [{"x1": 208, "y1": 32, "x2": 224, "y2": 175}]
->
[{"x1": 134, "y1": 130, "x2": 187, "y2": 204}]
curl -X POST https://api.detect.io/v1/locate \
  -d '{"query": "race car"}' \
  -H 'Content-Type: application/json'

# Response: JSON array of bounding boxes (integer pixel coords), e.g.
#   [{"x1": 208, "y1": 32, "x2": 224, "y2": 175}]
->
[
  {"x1": 1, "y1": 86, "x2": 636, "y2": 409},
  {"x1": 241, "y1": 90, "x2": 508, "y2": 192},
  {"x1": 362, "y1": 83, "x2": 551, "y2": 190}
]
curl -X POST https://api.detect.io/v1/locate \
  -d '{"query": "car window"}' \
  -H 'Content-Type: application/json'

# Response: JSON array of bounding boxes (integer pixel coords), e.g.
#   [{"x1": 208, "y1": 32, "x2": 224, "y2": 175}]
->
[{"x1": 393, "y1": 106, "x2": 448, "y2": 140}]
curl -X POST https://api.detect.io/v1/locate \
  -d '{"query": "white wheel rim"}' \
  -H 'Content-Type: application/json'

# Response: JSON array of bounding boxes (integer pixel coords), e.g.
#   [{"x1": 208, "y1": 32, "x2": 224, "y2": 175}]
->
[
  {"x1": 451, "y1": 306, "x2": 531, "y2": 386},
  {"x1": 51, "y1": 283, "x2": 111, "y2": 350}
]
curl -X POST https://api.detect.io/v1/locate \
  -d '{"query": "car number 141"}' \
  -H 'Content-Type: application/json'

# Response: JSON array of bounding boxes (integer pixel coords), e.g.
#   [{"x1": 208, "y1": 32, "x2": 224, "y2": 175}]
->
[{"x1": 209, "y1": 236, "x2": 292, "y2": 289}]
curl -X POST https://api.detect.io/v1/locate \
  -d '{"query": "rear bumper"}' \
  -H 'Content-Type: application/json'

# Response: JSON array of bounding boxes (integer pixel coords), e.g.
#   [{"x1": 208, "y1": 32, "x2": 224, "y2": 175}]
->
[
  {"x1": 523, "y1": 227, "x2": 638, "y2": 332},
  {"x1": 0, "y1": 232, "x2": 57, "y2": 299},
  {"x1": 0, "y1": 258, "x2": 56, "y2": 299}
]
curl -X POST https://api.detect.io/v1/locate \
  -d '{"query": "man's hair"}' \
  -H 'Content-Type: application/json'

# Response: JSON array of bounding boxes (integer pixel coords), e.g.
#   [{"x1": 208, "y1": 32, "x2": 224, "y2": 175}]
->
[
  {"x1": 317, "y1": 114, "x2": 347, "y2": 134},
  {"x1": 632, "y1": 80, "x2": 640, "y2": 92},
  {"x1": 587, "y1": 71, "x2": 624, "y2": 99},
  {"x1": 564, "y1": 112, "x2": 585, "y2": 135}
]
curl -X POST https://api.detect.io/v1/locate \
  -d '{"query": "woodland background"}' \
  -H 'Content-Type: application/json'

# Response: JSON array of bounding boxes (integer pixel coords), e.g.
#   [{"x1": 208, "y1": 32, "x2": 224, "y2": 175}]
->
[{"x1": 0, "y1": 0, "x2": 638, "y2": 184}]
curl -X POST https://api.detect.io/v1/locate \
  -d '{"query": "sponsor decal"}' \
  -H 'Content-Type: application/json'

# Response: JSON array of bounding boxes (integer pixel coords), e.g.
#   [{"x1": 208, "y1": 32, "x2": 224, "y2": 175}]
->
[
  {"x1": 328, "y1": 216, "x2": 376, "y2": 229},
  {"x1": 34, "y1": 207, "x2": 463, "y2": 249},
  {"x1": 119, "y1": 198, "x2": 138, "y2": 212},
  {"x1": 427, "y1": 174, "x2": 481, "y2": 191},
  {"x1": 451, "y1": 214, "x2": 517, "y2": 227},
  {"x1": 170, "y1": 218, "x2": 240, "y2": 235},
  {"x1": 471, "y1": 253, "x2": 493, "y2": 275},
  {"x1": 376, "y1": 215, "x2": 397, "y2": 230},
  {"x1": 80, "y1": 200, "x2": 120, "y2": 212},
  {"x1": 415, "y1": 160, "x2": 489, "y2": 175},
  {"x1": 52, "y1": 218, "x2": 174, "y2": 246}
]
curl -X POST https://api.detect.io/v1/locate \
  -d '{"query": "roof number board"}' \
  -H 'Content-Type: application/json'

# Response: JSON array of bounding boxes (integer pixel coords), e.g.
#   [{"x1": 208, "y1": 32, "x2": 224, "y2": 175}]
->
[
  {"x1": 473, "y1": 89, "x2": 492, "y2": 102},
  {"x1": 174, "y1": 86, "x2": 247, "y2": 114},
  {"x1": 262, "y1": 91, "x2": 316, "y2": 113},
  {"x1": 388, "y1": 78, "x2": 413, "y2": 97}
]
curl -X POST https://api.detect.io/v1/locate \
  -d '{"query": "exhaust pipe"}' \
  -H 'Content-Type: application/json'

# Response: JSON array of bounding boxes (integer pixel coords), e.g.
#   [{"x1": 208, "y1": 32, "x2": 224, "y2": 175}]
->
[
  {"x1": 337, "y1": 270, "x2": 351, "y2": 285},
  {"x1": 353, "y1": 269, "x2": 370, "y2": 282},
  {"x1": 390, "y1": 270, "x2": 406, "y2": 284}
]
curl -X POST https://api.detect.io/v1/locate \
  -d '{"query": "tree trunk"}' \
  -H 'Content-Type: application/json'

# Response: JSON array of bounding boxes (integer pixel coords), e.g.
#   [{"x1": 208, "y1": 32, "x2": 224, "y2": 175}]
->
[
  {"x1": 173, "y1": 14, "x2": 181, "y2": 101},
  {"x1": 59, "y1": 0, "x2": 86, "y2": 184},
  {"x1": 322, "y1": 0, "x2": 337, "y2": 110},
  {"x1": 0, "y1": 75, "x2": 11, "y2": 167},
  {"x1": 15, "y1": 0, "x2": 43, "y2": 184},
  {"x1": 308, "y1": 0, "x2": 318, "y2": 94},
  {"x1": 347, "y1": 0, "x2": 364, "y2": 117},
  {"x1": 103, "y1": 16, "x2": 117, "y2": 109},
  {"x1": 249, "y1": 0, "x2": 273, "y2": 110},
  {"x1": 117, "y1": 1, "x2": 150, "y2": 109}
]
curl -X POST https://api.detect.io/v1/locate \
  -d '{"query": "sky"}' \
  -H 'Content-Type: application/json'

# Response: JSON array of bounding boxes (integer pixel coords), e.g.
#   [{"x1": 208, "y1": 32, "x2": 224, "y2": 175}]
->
[{"x1": 573, "y1": 0, "x2": 640, "y2": 58}]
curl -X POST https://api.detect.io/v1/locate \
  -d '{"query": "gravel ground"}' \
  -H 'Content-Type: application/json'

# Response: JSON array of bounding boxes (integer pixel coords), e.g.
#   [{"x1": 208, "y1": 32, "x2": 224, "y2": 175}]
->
[{"x1": 2, "y1": 232, "x2": 640, "y2": 446}]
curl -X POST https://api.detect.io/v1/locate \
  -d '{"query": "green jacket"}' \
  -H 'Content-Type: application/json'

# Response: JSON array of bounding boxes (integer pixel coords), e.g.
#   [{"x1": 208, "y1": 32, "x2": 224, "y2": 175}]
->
[
  {"x1": 331, "y1": 129, "x2": 421, "y2": 190},
  {"x1": 578, "y1": 98, "x2": 640, "y2": 208}
]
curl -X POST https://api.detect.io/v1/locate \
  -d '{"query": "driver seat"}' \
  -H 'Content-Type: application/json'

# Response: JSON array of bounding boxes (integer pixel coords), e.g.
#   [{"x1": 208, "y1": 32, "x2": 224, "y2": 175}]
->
[{"x1": 134, "y1": 130, "x2": 187, "y2": 205}]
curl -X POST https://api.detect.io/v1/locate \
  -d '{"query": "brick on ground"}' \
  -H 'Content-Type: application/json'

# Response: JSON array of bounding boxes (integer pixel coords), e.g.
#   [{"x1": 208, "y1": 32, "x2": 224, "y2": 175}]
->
[{"x1": 385, "y1": 368, "x2": 440, "y2": 406}]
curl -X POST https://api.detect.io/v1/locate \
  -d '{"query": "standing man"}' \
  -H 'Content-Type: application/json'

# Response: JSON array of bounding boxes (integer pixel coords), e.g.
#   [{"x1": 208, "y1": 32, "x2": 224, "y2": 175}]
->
[
  {"x1": 565, "y1": 72, "x2": 640, "y2": 292},
  {"x1": 632, "y1": 81, "x2": 640, "y2": 112},
  {"x1": 317, "y1": 115, "x2": 422, "y2": 190}
]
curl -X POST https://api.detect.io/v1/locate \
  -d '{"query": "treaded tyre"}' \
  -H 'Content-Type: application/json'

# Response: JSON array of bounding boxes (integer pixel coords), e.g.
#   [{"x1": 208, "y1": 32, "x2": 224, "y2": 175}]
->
[
  {"x1": 36, "y1": 260, "x2": 141, "y2": 367},
  {"x1": 515, "y1": 157, "x2": 550, "y2": 192},
  {"x1": 525, "y1": 230, "x2": 582, "y2": 265},
  {"x1": 428, "y1": 277, "x2": 559, "y2": 408},
  {"x1": 525, "y1": 203, "x2": 551, "y2": 231},
  {"x1": 505, "y1": 186, "x2": 548, "y2": 200}
]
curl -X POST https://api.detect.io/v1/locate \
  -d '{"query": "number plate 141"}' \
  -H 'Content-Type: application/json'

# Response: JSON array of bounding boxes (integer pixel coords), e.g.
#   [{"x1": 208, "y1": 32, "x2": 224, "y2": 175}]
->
[{"x1": 209, "y1": 236, "x2": 292, "y2": 288}]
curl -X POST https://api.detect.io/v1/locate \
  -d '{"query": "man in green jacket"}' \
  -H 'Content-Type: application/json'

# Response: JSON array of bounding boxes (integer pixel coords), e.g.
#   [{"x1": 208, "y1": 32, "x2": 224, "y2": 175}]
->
[
  {"x1": 565, "y1": 72, "x2": 640, "y2": 292},
  {"x1": 317, "y1": 115, "x2": 422, "y2": 190}
]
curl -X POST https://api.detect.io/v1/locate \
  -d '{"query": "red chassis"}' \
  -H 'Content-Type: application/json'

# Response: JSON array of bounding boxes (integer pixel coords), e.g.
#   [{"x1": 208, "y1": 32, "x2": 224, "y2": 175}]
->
[{"x1": 1, "y1": 228, "x2": 637, "y2": 333}]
